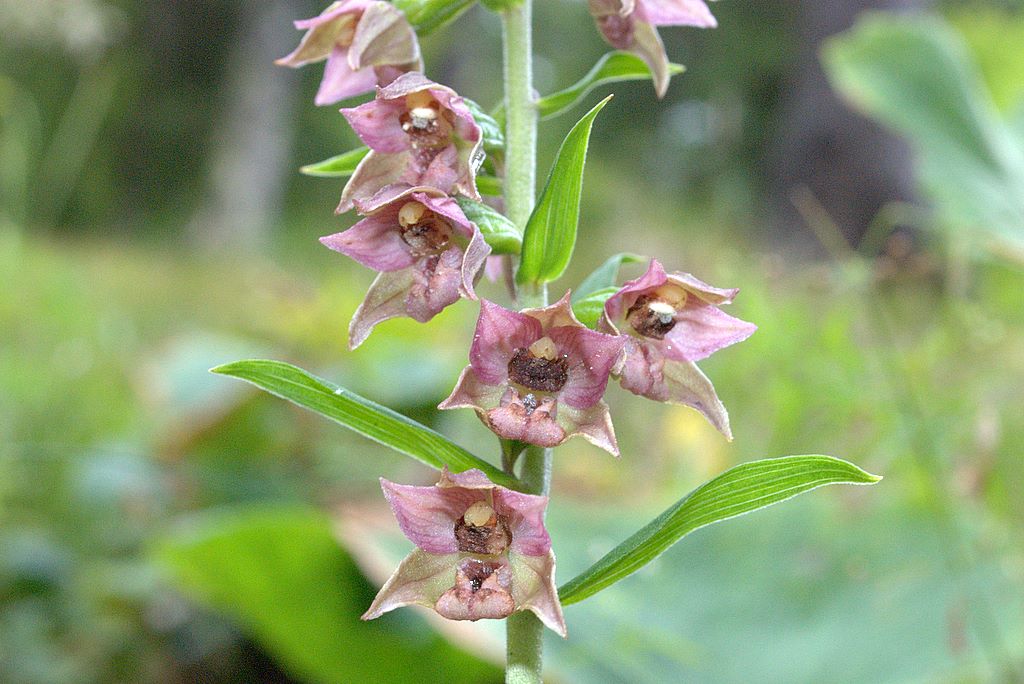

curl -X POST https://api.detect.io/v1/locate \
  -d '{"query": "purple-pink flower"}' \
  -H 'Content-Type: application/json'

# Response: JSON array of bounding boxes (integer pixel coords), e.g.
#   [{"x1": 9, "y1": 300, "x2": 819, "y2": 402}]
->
[
  {"x1": 599, "y1": 259, "x2": 755, "y2": 439},
  {"x1": 589, "y1": 0, "x2": 717, "y2": 98},
  {"x1": 362, "y1": 468, "x2": 566, "y2": 636},
  {"x1": 320, "y1": 185, "x2": 490, "y2": 349},
  {"x1": 276, "y1": 1, "x2": 422, "y2": 106},
  {"x1": 337, "y1": 73, "x2": 483, "y2": 213},
  {"x1": 440, "y1": 295, "x2": 626, "y2": 456}
]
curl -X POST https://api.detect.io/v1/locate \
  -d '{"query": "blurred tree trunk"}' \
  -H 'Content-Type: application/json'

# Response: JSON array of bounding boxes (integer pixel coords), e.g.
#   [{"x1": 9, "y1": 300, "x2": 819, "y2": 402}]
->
[
  {"x1": 190, "y1": 1, "x2": 301, "y2": 251},
  {"x1": 767, "y1": 0, "x2": 928, "y2": 251}
]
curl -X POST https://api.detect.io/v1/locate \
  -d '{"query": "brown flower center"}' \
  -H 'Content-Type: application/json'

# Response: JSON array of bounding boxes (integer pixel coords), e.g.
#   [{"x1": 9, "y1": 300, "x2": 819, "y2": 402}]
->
[
  {"x1": 507, "y1": 336, "x2": 569, "y2": 393},
  {"x1": 400, "y1": 91, "x2": 454, "y2": 149},
  {"x1": 454, "y1": 501, "x2": 511, "y2": 555},
  {"x1": 398, "y1": 201, "x2": 453, "y2": 256},
  {"x1": 626, "y1": 294, "x2": 681, "y2": 340},
  {"x1": 598, "y1": 15, "x2": 634, "y2": 50}
]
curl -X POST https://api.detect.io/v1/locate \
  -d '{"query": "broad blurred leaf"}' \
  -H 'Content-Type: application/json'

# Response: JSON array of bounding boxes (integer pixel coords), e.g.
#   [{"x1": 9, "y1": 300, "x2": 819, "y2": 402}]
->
[
  {"x1": 300, "y1": 147, "x2": 370, "y2": 178},
  {"x1": 538, "y1": 52, "x2": 684, "y2": 120},
  {"x1": 517, "y1": 96, "x2": 611, "y2": 288},
  {"x1": 570, "y1": 286, "x2": 618, "y2": 329},
  {"x1": 464, "y1": 98, "x2": 505, "y2": 153},
  {"x1": 393, "y1": 0, "x2": 476, "y2": 34},
  {"x1": 456, "y1": 197, "x2": 521, "y2": 254},
  {"x1": 155, "y1": 508, "x2": 501, "y2": 684},
  {"x1": 823, "y1": 13, "x2": 1024, "y2": 251},
  {"x1": 211, "y1": 360, "x2": 515, "y2": 486},
  {"x1": 558, "y1": 455, "x2": 881, "y2": 606},
  {"x1": 572, "y1": 252, "x2": 645, "y2": 302}
]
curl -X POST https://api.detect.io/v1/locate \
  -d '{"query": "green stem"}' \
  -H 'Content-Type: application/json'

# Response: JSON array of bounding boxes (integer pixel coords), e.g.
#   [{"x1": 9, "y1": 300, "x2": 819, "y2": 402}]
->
[{"x1": 501, "y1": 2, "x2": 547, "y2": 682}]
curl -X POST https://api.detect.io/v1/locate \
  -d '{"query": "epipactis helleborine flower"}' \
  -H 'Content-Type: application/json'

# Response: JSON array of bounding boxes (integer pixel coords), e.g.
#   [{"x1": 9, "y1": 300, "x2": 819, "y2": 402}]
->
[
  {"x1": 599, "y1": 258, "x2": 755, "y2": 439},
  {"x1": 276, "y1": 0, "x2": 422, "y2": 106},
  {"x1": 589, "y1": 0, "x2": 717, "y2": 98},
  {"x1": 440, "y1": 294, "x2": 626, "y2": 456},
  {"x1": 362, "y1": 468, "x2": 567, "y2": 637},
  {"x1": 337, "y1": 72, "x2": 483, "y2": 213},
  {"x1": 320, "y1": 185, "x2": 490, "y2": 349}
]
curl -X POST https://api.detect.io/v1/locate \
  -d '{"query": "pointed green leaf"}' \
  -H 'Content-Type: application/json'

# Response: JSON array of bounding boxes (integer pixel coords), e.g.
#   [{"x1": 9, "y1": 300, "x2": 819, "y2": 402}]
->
[
  {"x1": 154, "y1": 507, "x2": 501, "y2": 684},
  {"x1": 538, "y1": 52, "x2": 685, "y2": 120},
  {"x1": 558, "y1": 455, "x2": 881, "y2": 606},
  {"x1": 572, "y1": 252, "x2": 646, "y2": 303},
  {"x1": 571, "y1": 286, "x2": 619, "y2": 329},
  {"x1": 464, "y1": 98, "x2": 505, "y2": 153},
  {"x1": 392, "y1": 0, "x2": 476, "y2": 35},
  {"x1": 456, "y1": 197, "x2": 521, "y2": 255},
  {"x1": 211, "y1": 359, "x2": 515, "y2": 487},
  {"x1": 300, "y1": 147, "x2": 370, "y2": 178},
  {"x1": 516, "y1": 96, "x2": 612, "y2": 288}
]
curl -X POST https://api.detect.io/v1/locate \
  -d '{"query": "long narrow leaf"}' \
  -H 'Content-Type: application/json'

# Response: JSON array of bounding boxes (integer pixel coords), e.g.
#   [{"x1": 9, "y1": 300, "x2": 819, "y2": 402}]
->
[
  {"x1": 538, "y1": 52, "x2": 684, "y2": 120},
  {"x1": 517, "y1": 96, "x2": 612, "y2": 288},
  {"x1": 211, "y1": 359, "x2": 515, "y2": 486},
  {"x1": 558, "y1": 455, "x2": 881, "y2": 605},
  {"x1": 300, "y1": 147, "x2": 370, "y2": 178}
]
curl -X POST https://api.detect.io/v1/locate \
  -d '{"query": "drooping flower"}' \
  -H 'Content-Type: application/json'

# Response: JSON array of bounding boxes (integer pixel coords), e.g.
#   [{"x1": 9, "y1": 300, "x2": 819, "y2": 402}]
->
[
  {"x1": 320, "y1": 185, "x2": 490, "y2": 349},
  {"x1": 363, "y1": 468, "x2": 566, "y2": 637},
  {"x1": 276, "y1": 1, "x2": 422, "y2": 106},
  {"x1": 337, "y1": 73, "x2": 483, "y2": 212},
  {"x1": 440, "y1": 295, "x2": 626, "y2": 456},
  {"x1": 599, "y1": 259, "x2": 755, "y2": 439},
  {"x1": 588, "y1": 0, "x2": 717, "y2": 98}
]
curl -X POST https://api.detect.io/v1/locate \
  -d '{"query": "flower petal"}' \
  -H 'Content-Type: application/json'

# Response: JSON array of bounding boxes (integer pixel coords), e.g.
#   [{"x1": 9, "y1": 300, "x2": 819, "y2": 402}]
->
[
  {"x1": 636, "y1": 0, "x2": 717, "y2": 28},
  {"x1": 348, "y1": 269, "x2": 414, "y2": 349},
  {"x1": 438, "y1": 366, "x2": 507, "y2": 413},
  {"x1": 319, "y1": 206, "x2": 414, "y2": 272},
  {"x1": 521, "y1": 291, "x2": 581, "y2": 331},
  {"x1": 275, "y1": 2, "x2": 365, "y2": 67},
  {"x1": 341, "y1": 98, "x2": 410, "y2": 153},
  {"x1": 362, "y1": 548, "x2": 459, "y2": 620},
  {"x1": 459, "y1": 228, "x2": 490, "y2": 300},
  {"x1": 469, "y1": 300, "x2": 543, "y2": 384},
  {"x1": 349, "y1": 2, "x2": 421, "y2": 70},
  {"x1": 665, "y1": 270, "x2": 740, "y2": 305},
  {"x1": 558, "y1": 400, "x2": 619, "y2": 457},
  {"x1": 404, "y1": 248, "x2": 463, "y2": 322},
  {"x1": 662, "y1": 304, "x2": 757, "y2": 362},
  {"x1": 631, "y1": 19, "x2": 671, "y2": 98},
  {"x1": 547, "y1": 325, "x2": 625, "y2": 409},
  {"x1": 380, "y1": 478, "x2": 483, "y2": 553},
  {"x1": 487, "y1": 389, "x2": 566, "y2": 447},
  {"x1": 337, "y1": 150, "x2": 410, "y2": 214},
  {"x1": 315, "y1": 46, "x2": 378, "y2": 105},
  {"x1": 603, "y1": 258, "x2": 668, "y2": 323},
  {"x1": 510, "y1": 551, "x2": 567, "y2": 638},
  {"x1": 493, "y1": 489, "x2": 551, "y2": 556}
]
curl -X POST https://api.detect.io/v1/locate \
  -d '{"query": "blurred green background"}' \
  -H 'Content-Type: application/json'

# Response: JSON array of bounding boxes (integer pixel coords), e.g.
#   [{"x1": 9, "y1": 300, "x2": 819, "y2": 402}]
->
[{"x1": 2, "y1": 0, "x2": 1024, "y2": 682}]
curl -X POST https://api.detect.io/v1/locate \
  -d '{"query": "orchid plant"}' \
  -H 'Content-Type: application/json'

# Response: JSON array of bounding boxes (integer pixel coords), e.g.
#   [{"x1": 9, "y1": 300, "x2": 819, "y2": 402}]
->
[{"x1": 215, "y1": 1, "x2": 880, "y2": 681}]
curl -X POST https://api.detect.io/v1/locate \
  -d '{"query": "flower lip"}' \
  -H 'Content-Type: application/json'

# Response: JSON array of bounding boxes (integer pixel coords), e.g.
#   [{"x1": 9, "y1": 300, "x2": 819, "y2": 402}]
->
[
  {"x1": 397, "y1": 201, "x2": 453, "y2": 256},
  {"x1": 627, "y1": 293, "x2": 679, "y2": 339}
]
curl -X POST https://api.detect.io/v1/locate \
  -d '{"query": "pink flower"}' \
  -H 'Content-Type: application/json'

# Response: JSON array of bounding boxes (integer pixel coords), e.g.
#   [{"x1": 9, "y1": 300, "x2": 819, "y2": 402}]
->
[
  {"x1": 320, "y1": 185, "x2": 491, "y2": 349},
  {"x1": 589, "y1": 0, "x2": 717, "y2": 98},
  {"x1": 363, "y1": 468, "x2": 566, "y2": 637},
  {"x1": 599, "y1": 259, "x2": 755, "y2": 439},
  {"x1": 276, "y1": 1, "x2": 422, "y2": 106},
  {"x1": 337, "y1": 73, "x2": 483, "y2": 212},
  {"x1": 440, "y1": 295, "x2": 626, "y2": 456}
]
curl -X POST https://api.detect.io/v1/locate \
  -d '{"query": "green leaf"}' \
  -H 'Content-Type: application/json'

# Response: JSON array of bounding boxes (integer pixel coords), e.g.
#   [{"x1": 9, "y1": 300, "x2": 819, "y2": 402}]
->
[
  {"x1": 572, "y1": 252, "x2": 645, "y2": 302},
  {"x1": 480, "y1": 0, "x2": 518, "y2": 11},
  {"x1": 456, "y1": 197, "x2": 521, "y2": 255},
  {"x1": 558, "y1": 455, "x2": 881, "y2": 606},
  {"x1": 155, "y1": 507, "x2": 501, "y2": 684},
  {"x1": 299, "y1": 147, "x2": 369, "y2": 178},
  {"x1": 476, "y1": 174, "x2": 502, "y2": 196},
  {"x1": 822, "y1": 13, "x2": 1024, "y2": 249},
  {"x1": 393, "y1": 0, "x2": 476, "y2": 35},
  {"x1": 516, "y1": 96, "x2": 612, "y2": 288},
  {"x1": 571, "y1": 286, "x2": 619, "y2": 329},
  {"x1": 211, "y1": 359, "x2": 515, "y2": 487},
  {"x1": 538, "y1": 52, "x2": 685, "y2": 120},
  {"x1": 464, "y1": 98, "x2": 505, "y2": 153}
]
